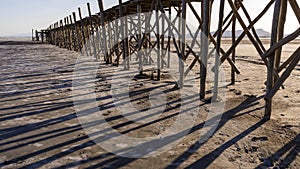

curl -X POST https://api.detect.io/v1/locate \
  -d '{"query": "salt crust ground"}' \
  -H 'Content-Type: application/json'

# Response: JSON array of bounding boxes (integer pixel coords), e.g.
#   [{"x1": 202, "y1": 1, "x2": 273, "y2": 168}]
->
[{"x1": 0, "y1": 38, "x2": 299, "y2": 168}]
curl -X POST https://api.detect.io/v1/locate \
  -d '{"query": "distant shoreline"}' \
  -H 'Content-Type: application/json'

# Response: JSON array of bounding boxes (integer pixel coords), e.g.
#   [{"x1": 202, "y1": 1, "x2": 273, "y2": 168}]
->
[{"x1": 0, "y1": 36, "x2": 31, "y2": 38}]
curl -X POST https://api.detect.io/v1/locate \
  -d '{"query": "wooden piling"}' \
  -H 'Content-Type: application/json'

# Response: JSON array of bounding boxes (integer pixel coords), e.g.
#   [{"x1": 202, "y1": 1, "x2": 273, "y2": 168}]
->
[
  {"x1": 213, "y1": 0, "x2": 225, "y2": 100},
  {"x1": 265, "y1": 0, "x2": 282, "y2": 119},
  {"x1": 200, "y1": 0, "x2": 210, "y2": 99}
]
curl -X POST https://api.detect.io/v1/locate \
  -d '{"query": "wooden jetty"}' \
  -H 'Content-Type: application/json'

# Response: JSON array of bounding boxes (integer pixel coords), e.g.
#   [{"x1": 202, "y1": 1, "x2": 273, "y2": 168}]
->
[{"x1": 35, "y1": 0, "x2": 300, "y2": 120}]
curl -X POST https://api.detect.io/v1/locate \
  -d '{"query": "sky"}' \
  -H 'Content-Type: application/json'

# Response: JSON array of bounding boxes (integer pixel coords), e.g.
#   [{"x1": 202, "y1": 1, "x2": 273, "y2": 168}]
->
[{"x1": 0, "y1": 0, "x2": 298, "y2": 36}]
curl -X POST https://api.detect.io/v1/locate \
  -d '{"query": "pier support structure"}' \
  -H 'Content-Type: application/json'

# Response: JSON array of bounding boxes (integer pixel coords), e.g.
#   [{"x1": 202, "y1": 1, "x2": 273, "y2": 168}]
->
[{"x1": 38, "y1": 0, "x2": 300, "y2": 119}]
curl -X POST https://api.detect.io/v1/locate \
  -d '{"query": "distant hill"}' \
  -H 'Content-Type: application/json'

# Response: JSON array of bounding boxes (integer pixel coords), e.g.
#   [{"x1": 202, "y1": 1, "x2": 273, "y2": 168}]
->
[{"x1": 212, "y1": 28, "x2": 271, "y2": 38}]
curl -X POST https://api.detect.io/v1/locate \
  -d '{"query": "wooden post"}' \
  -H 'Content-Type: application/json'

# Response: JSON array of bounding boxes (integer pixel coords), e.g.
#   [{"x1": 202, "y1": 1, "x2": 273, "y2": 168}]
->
[
  {"x1": 200, "y1": 0, "x2": 210, "y2": 99},
  {"x1": 65, "y1": 18, "x2": 69, "y2": 48},
  {"x1": 95, "y1": 23, "x2": 102, "y2": 59},
  {"x1": 73, "y1": 12, "x2": 81, "y2": 52},
  {"x1": 274, "y1": 0, "x2": 287, "y2": 69},
  {"x1": 32, "y1": 29, "x2": 34, "y2": 41},
  {"x1": 114, "y1": 14, "x2": 119, "y2": 64},
  {"x1": 125, "y1": 13, "x2": 130, "y2": 70},
  {"x1": 78, "y1": 7, "x2": 88, "y2": 56},
  {"x1": 57, "y1": 21, "x2": 61, "y2": 46},
  {"x1": 213, "y1": 0, "x2": 225, "y2": 100},
  {"x1": 156, "y1": 0, "x2": 161, "y2": 80},
  {"x1": 161, "y1": 6, "x2": 165, "y2": 69},
  {"x1": 66, "y1": 17, "x2": 72, "y2": 50},
  {"x1": 107, "y1": 22, "x2": 113, "y2": 63},
  {"x1": 119, "y1": 0, "x2": 125, "y2": 69},
  {"x1": 137, "y1": 1, "x2": 143, "y2": 74},
  {"x1": 231, "y1": 0, "x2": 236, "y2": 85},
  {"x1": 58, "y1": 21, "x2": 61, "y2": 47},
  {"x1": 168, "y1": 6, "x2": 171, "y2": 68},
  {"x1": 35, "y1": 30, "x2": 39, "y2": 41},
  {"x1": 41, "y1": 30, "x2": 44, "y2": 43},
  {"x1": 87, "y1": 4, "x2": 98, "y2": 58},
  {"x1": 179, "y1": 0, "x2": 187, "y2": 88},
  {"x1": 56, "y1": 22, "x2": 59, "y2": 46},
  {"x1": 69, "y1": 15, "x2": 76, "y2": 51},
  {"x1": 60, "y1": 21, "x2": 64, "y2": 46},
  {"x1": 97, "y1": 0, "x2": 109, "y2": 63},
  {"x1": 48, "y1": 29, "x2": 51, "y2": 42},
  {"x1": 265, "y1": 0, "x2": 282, "y2": 119}
]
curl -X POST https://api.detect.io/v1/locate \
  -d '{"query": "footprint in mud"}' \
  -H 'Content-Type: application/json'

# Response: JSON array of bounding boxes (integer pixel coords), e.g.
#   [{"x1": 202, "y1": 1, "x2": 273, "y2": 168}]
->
[{"x1": 251, "y1": 136, "x2": 269, "y2": 142}]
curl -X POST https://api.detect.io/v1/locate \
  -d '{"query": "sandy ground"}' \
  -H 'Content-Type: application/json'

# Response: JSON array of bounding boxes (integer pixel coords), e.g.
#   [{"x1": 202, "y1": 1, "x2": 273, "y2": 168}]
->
[{"x1": 0, "y1": 38, "x2": 299, "y2": 169}]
